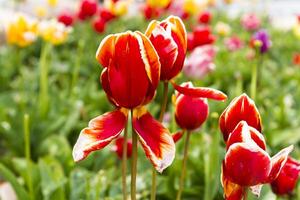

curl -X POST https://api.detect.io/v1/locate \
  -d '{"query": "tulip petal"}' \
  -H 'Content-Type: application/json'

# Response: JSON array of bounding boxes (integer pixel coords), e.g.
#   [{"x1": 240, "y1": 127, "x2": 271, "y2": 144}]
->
[
  {"x1": 268, "y1": 145, "x2": 294, "y2": 182},
  {"x1": 172, "y1": 131, "x2": 184, "y2": 143},
  {"x1": 172, "y1": 82, "x2": 227, "y2": 101},
  {"x1": 96, "y1": 34, "x2": 116, "y2": 67},
  {"x1": 225, "y1": 142, "x2": 271, "y2": 186},
  {"x1": 132, "y1": 108, "x2": 175, "y2": 173},
  {"x1": 73, "y1": 109, "x2": 128, "y2": 162}
]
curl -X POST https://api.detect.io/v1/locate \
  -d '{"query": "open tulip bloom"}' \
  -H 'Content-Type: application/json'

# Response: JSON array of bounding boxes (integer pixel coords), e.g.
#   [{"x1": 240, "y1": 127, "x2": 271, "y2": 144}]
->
[
  {"x1": 72, "y1": 31, "x2": 175, "y2": 173},
  {"x1": 219, "y1": 94, "x2": 294, "y2": 199}
]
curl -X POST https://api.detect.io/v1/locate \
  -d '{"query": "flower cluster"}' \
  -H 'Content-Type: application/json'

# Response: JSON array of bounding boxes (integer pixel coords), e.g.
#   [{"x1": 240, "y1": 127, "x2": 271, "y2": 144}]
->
[{"x1": 219, "y1": 94, "x2": 293, "y2": 199}]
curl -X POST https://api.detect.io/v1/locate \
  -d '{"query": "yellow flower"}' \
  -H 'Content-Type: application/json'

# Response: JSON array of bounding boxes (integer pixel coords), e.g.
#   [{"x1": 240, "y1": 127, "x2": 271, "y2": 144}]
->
[
  {"x1": 35, "y1": 6, "x2": 47, "y2": 18},
  {"x1": 5, "y1": 14, "x2": 38, "y2": 47},
  {"x1": 47, "y1": 0, "x2": 58, "y2": 7},
  {"x1": 215, "y1": 22, "x2": 231, "y2": 36},
  {"x1": 38, "y1": 20, "x2": 72, "y2": 45},
  {"x1": 224, "y1": 0, "x2": 234, "y2": 4},
  {"x1": 183, "y1": 0, "x2": 206, "y2": 16},
  {"x1": 146, "y1": 0, "x2": 171, "y2": 8},
  {"x1": 104, "y1": 0, "x2": 130, "y2": 16},
  {"x1": 293, "y1": 24, "x2": 300, "y2": 39}
]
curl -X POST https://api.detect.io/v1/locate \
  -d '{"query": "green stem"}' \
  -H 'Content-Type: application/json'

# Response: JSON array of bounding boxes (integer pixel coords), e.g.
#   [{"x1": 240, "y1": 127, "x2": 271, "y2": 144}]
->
[
  {"x1": 122, "y1": 118, "x2": 128, "y2": 200},
  {"x1": 131, "y1": 110, "x2": 137, "y2": 200},
  {"x1": 38, "y1": 43, "x2": 51, "y2": 118},
  {"x1": 70, "y1": 39, "x2": 84, "y2": 97},
  {"x1": 250, "y1": 58, "x2": 258, "y2": 101},
  {"x1": 243, "y1": 187, "x2": 248, "y2": 200},
  {"x1": 176, "y1": 130, "x2": 191, "y2": 200},
  {"x1": 24, "y1": 114, "x2": 34, "y2": 200},
  {"x1": 150, "y1": 81, "x2": 169, "y2": 200}
]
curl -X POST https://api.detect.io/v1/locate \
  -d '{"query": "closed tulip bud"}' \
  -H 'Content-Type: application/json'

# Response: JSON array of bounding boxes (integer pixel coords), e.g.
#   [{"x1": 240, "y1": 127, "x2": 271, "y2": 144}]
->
[
  {"x1": 78, "y1": 0, "x2": 98, "y2": 20},
  {"x1": 198, "y1": 11, "x2": 212, "y2": 24},
  {"x1": 58, "y1": 11, "x2": 74, "y2": 26},
  {"x1": 145, "y1": 16, "x2": 187, "y2": 81},
  {"x1": 192, "y1": 26, "x2": 215, "y2": 47},
  {"x1": 219, "y1": 93, "x2": 262, "y2": 142},
  {"x1": 271, "y1": 157, "x2": 300, "y2": 196},
  {"x1": 93, "y1": 18, "x2": 106, "y2": 33}
]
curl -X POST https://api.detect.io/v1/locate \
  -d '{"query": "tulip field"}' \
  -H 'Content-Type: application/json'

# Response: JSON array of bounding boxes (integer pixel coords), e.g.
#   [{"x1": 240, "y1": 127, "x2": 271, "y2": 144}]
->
[{"x1": 1, "y1": 0, "x2": 300, "y2": 200}]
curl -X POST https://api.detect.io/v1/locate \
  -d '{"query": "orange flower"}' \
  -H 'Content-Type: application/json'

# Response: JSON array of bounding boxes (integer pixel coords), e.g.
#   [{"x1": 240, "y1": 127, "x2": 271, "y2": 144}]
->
[{"x1": 73, "y1": 31, "x2": 175, "y2": 172}]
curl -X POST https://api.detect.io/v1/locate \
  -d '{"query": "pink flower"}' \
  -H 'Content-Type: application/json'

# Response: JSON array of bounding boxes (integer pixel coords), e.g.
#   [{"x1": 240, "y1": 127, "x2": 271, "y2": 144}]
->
[
  {"x1": 241, "y1": 13, "x2": 261, "y2": 31},
  {"x1": 224, "y1": 36, "x2": 244, "y2": 52},
  {"x1": 183, "y1": 45, "x2": 216, "y2": 79}
]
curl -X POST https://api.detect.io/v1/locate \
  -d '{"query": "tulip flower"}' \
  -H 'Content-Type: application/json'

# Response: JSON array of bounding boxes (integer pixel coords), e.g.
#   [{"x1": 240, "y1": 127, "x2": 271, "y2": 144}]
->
[
  {"x1": 99, "y1": 8, "x2": 116, "y2": 22},
  {"x1": 271, "y1": 157, "x2": 300, "y2": 196},
  {"x1": 219, "y1": 94, "x2": 262, "y2": 142},
  {"x1": 5, "y1": 14, "x2": 38, "y2": 47},
  {"x1": 251, "y1": 30, "x2": 271, "y2": 54},
  {"x1": 224, "y1": 36, "x2": 244, "y2": 52},
  {"x1": 93, "y1": 18, "x2": 106, "y2": 33},
  {"x1": 215, "y1": 22, "x2": 231, "y2": 37},
  {"x1": 78, "y1": 0, "x2": 98, "y2": 20},
  {"x1": 112, "y1": 137, "x2": 133, "y2": 159},
  {"x1": 104, "y1": 0, "x2": 130, "y2": 17},
  {"x1": 183, "y1": 45, "x2": 216, "y2": 79},
  {"x1": 241, "y1": 13, "x2": 261, "y2": 31},
  {"x1": 222, "y1": 121, "x2": 293, "y2": 199},
  {"x1": 192, "y1": 26, "x2": 215, "y2": 49},
  {"x1": 47, "y1": 0, "x2": 58, "y2": 7},
  {"x1": 146, "y1": 0, "x2": 172, "y2": 9},
  {"x1": 38, "y1": 20, "x2": 72, "y2": 45},
  {"x1": 293, "y1": 23, "x2": 300, "y2": 39},
  {"x1": 58, "y1": 11, "x2": 74, "y2": 26},
  {"x1": 145, "y1": 16, "x2": 187, "y2": 81},
  {"x1": 198, "y1": 11, "x2": 212, "y2": 24},
  {"x1": 72, "y1": 31, "x2": 176, "y2": 200},
  {"x1": 293, "y1": 53, "x2": 300, "y2": 66},
  {"x1": 174, "y1": 82, "x2": 226, "y2": 200}
]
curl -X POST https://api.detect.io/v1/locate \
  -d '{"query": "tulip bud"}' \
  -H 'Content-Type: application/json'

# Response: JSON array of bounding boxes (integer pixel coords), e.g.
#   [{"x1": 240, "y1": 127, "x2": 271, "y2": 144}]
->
[
  {"x1": 93, "y1": 18, "x2": 106, "y2": 34},
  {"x1": 78, "y1": 0, "x2": 98, "y2": 20},
  {"x1": 174, "y1": 82, "x2": 209, "y2": 130},
  {"x1": 198, "y1": 11, "x2": 212, "y2": 24},
  {"x1": 58, "y1": 11, "x2": 74, "y2": 26},
  {"x1": 192, "y1": 26, "x2": 215, "y2": 47},
  {"x1": 271, "y1": 157, "x2": 300, "y2": 196},
  {"x1": 219, "y1": 93, "x2": 262, "y2": 142}
]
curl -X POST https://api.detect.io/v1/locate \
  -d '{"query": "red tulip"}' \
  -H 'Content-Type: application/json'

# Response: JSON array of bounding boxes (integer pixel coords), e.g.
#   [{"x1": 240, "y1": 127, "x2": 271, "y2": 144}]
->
[
  {"x1": 145, "y1": 16, "x2": 187, "y2": 81},
  {"x1": 271, "y1": 157, "x2": 300, "y2": 195},
  {"x1": 93, "y1": 18, "x2": 106, "y2": 33},
  {"x1": 187, "y1": 32, "x2": 195, "y2": 51},
  {"x1": 58, "y1": 11, "x2": 74, "y2": 26},
  {"x1": 222, "y1": 121, "x2": 293, "y2": 199},
  {"x1": 78, "y1": 0, "x2": 98, "y2": 20},
  {"x1": 198, "y1": 11, "x2": 212, "y2": 24},
  {"x1": 73, "y1": 31, "x2": 175, "y2": 172},
  {"x1": 219, "y1": 94, "x2": 262, "y2": 142},
  {"x1": 172, "y1": 131, "x2": 184, "y2": 143},
  {"x1": 112, "y1": 137, "x2": 133, "y2": 159},
  {"x1": 192, "y1": 26, "x2": 215, "y2": 47},
  {"x1": 174, "y1": 82, "x2": 226, "y2": 130},
  {"x1": 143, "y1": 5, "x2": 161, "y2": 20},
  {"x1": 99, "y1": 8, "x2": 116, "y2": 22},
  {"x1": 293, "y1": 53, "x2": 300, "y2": 65}
]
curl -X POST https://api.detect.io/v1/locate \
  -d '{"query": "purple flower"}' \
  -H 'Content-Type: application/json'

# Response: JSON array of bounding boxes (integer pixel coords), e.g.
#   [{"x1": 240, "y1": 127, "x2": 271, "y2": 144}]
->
[{"x1": 252, "y1": 30, "x2": 272, "y2": 53}]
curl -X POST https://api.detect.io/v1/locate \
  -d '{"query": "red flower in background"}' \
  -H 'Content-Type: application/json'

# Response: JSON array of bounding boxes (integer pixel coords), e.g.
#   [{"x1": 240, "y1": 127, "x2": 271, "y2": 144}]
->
[
  {"x1": 271, "y1": 157, "x2": 300, "y2": 196},
  {"x1": 222, "y1": 121, "x2": 293, "y2": 199},
  {"x1": 219, "y1": 94, "x2": 262, "y2": 142},
  {"x1": 188, "y1": 26, "x2": 215, "y2": 51},
  {"x1": 198, "y1": 11, "x2": 212, "y2": 24},
  {"x1": 112, "y1": 137, "x2": 133, "y2": 159},
  {"x1": 293, "y1": 53, "x2": 300, "y2": 65},
  {"x1": 143, "y1": 5, "x2": 161, "y2": 20},
  {"x1": 78, "y1": 0, "x2": 98, "y2": 20},
  {"x1": 99, "y1": 8, "x2": 116, "y2": 22},
  {"x1": 58, "y1": 11, "x2": 74, "y2": 26},
  {"x1": 145, "y1": 16, "x2": 187, "y2": 81},
  {"x1": 93, "y1": 17, "x2": 106, "y2": 33},
  {"x1": 73, "y1": 31, "x2": 175, "y2": 173},
  {"x1": 174, "y1": 82, "x2": 226, "y2": 131}
]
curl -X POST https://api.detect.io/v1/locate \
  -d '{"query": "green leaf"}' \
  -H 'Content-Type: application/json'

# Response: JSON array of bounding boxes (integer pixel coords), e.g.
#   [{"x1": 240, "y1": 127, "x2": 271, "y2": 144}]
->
[{"x1": 0, "y1": 163, "x2": 31, "y2": 200}]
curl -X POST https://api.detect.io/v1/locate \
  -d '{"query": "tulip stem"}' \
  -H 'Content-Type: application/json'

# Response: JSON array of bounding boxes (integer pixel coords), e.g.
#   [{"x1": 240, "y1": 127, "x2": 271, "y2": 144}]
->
[
  {"x1": 131, "y1": 110, "x2": 137, "y2": 200},
  {"x1": 70, "y1": 39, "x2": 84, "y2": 97},
  {"x1": 24, "y1": 114, "x2": 34, "y2": 200},
  {"x1": 150, "y1": 81, "x2": 169, "y2": 200},
  {"x1": 39, "y1": 43, "x2": 51, "y2": 118},
  {"x1": 243, "y1": 188, "x2": 248, "y2": 200},
  {"x1": 250, "y1": 58, "x2": 258, "y2": 101},
  {"x1": 176, "y1": 130, "x2": 191, "y2": 200},
  {"x1": 122, "y1": 119, "x2": 128, "y2": 200}
]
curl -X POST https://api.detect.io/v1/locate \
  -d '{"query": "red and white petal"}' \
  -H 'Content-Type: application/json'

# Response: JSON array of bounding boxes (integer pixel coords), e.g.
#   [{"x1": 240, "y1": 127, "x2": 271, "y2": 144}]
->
[
  {"x1": 132, "y1": 108, "x2": 175, "y2": 173},
  {"x1": 172, "y1": 82, "x2": 227, "y2": 101},
  {"x1": 165, "y1": 16, "x2": 187, "y2": 53},
  {"x1": 249, "y1": 185, "x2": 263, "y2": 197},
  {"x1": 219, "y1": 93, "x2": 262, "y2": 141},
  {"x1": 72, "y1": 109, "x2": 128, "y2": 162},
  {"x1": 96, "y1": 34, "x2": 116, "y2": 67},
  {"x1": 172, "y1": 130, "x2": 184, "y2": 143},
  {"x1": 225, "y1": 143, "x2": 271, "y2": 186},
  {"x1": 268, "y1": 145, "x2": 294, "y2": 182}
]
